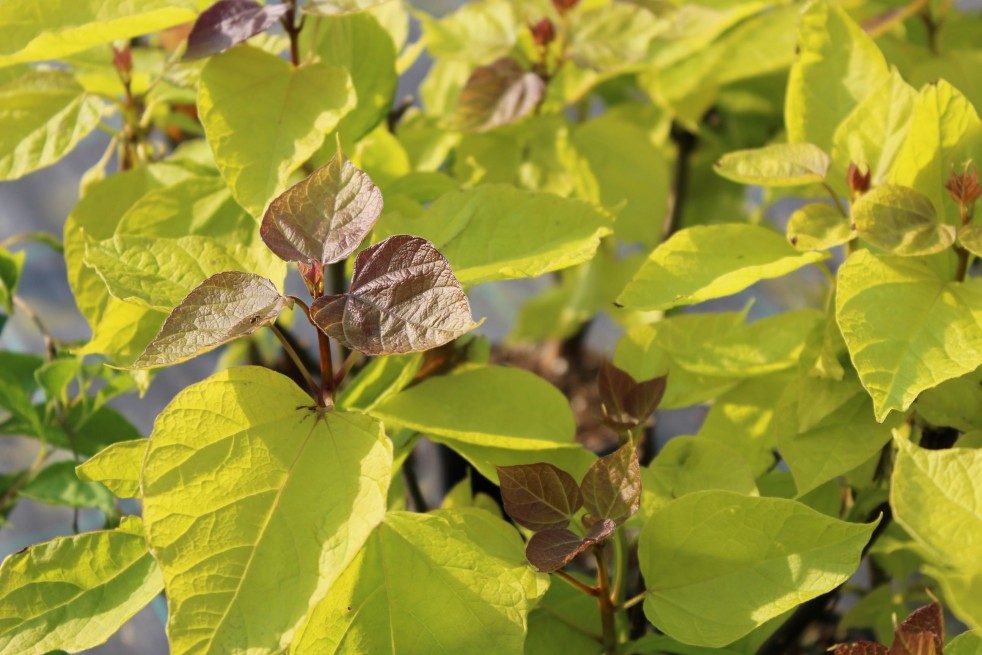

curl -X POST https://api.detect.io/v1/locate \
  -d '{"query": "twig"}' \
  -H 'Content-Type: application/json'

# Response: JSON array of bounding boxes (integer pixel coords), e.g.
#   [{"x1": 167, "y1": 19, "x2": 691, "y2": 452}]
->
[
  {"x1": 556, "y1": 569, "x2": 599, "y2": 596},
  {"x1": 269, "y1": 323, "x2": 320, "y2": 400},
  {"x1": 594, "y1": 544, "x2": 619, "y2": 654},
  {"x1": 822, "y1": 181, "x2": 849, "y2": 218},
  {"x1": 662, "y1": 122, "x2": 698, "y2": 241},
  {"x1": 615, "y1": 590, "x2": 649, "y2": 612},
  {"x1": 402, "y1": 451, "x2": 428, "y2": 512}
]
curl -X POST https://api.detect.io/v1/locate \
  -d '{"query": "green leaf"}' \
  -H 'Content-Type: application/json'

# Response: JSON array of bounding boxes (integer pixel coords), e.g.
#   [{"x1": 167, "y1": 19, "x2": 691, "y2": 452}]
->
[
  {"x1": 84, "y1": 233, "x2": 284, "y2": 311},
  {"x1": 639, "y1": 491, "x2": 877, "y2": 647},
  {"x1": 581, "y1": 443, "x2": 640, "y2": 526},
  {"x1": 198, "y1": 45, "x2": 355, "y2": 216},
  {"x1": 714, "y1": 143, "x2": 831, "y2": 187},
  {"x1": 0, "y1": 0, "x2": 202, "y2": 66},
  {"x1": 131, "y1": 271, "x2": 293, "y2": 369},
  {"x1": 0, "y1": 519, "x2": 163, "y2": 655},
  {"x1": 785, "y1": 0, "x2": 888, "y2": 150},
  {"x1": 453, "y1": 57, "x2": 544, "y2": 132},
  {"x1": 20, "y1": 460, "x2": 114, "y2": 513},
  {"x1": 0, "y1": 69, "x2": 105, "y2": 181},
  {"x1": 370, "y1": 365, "x2": 595, "y2": 481},
  {"x1": 260, "y1": 143, "x2": 383, "y2": 265},
  {"x1": 0, "y1": 352, "x2": 45, "y2": 436},
  {"x1": 0, "y1": 248, "x2": 25, "y2": 313},
  {"x1": 418, "y1": 0, "x2": 517, "y2": 64},
  {"x1": 142, "y1": 366, "x2": 392, "y2": 654},
  {"x1": 836, "y1": 250, "x2": 982, "y2": 421},
  {"x1": 76, "y1": 439, "x2": 147, "y2": 498},
  {"x1": 335, "y1": 352, "x2": 423, "y2": 412},
  {"x1": 947, "y1": 632, "x2": 982, "y2": 655},
  {"x1": 311, "y1": 235, "x2": 478, "y2": 355},
  {"x1": 33, "y1": 356, "x2": 82, "y2": 401},
  {"x1": 916, "y1": 368, "x2": 982, "y2": 432},
  {"x1": 497, "y1": 463, "x2": 583, "y2": 532},
  {"x1": 852, "y1": 185, "x2": 956, "y2": 256},
  {"x1": 288, "y1": 509, "x2": 546, "y2": 653},
  {"x1": 526, "y1": 572, "x2": 603, "y2": 655},
  {"x1": 959, "y1": 224, "x2": 982, "y2": 258},
  {"x1": 567, "y1": 2, "x2": 662, "y2": 72},
  {"x1": 938, "y1": 568, "x2": 982, "y2": 633},
  {"x1": 376, "y1": 184, "x2": 613, "y2": 285},
  {"x1": 617, "y1": 224, "x2": 827, "y2": 310},
  {"x1": 787, "y1": 203, "x2": 853, "y2": 251}
]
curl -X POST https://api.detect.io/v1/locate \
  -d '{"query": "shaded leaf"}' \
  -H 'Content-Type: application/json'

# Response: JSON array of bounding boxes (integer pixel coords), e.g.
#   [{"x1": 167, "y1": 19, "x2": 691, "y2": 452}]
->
[
  {"x1": 618, "y1": 224, "x2": 827, "y2": 310},
  {"x1": 526, "y1": 519, "x2": 616, "y2": 573},
  {"x1": 0, "y1": 519, "x2": 162, "y2": 655},
  {"x1": 497, "y1": 463, "x2": 583, "y2": 532},
  {"x1": 261, "y1": 142, "x2": 383, "y2": 265},
  {"x1": 34, "y1": 357, "x2": 82, "y2": 401},
  {"x1": 891, "y1": 602, "x2": 943, "y2": 655},
  {"x1": 76, "y1": 439, "x2": 147, "y2": 499},
  {"x1": 581, "y1": 443, "x2": 640, "y2": 526},
  {"x1": 834, "y1": 643, "x2": 889, "y2": 655},
  {"x1": 787, "y1": 203, "x2": 853, "y2": 251},
  {"x1": 20, "y1": 461, "x2": 114, "y2": 513},
  {"x1": 714, "y1": 143, "x2": 830, "y2": 187},
  {"x1": 958, "y1": 224, "x2": 982, "y2": 258},
  {"x1": 131, "y1": 271, "x2": 292, "y2": 369},
  {"x1": 947, "y1": 632, "x2": 982, "y2": 655},
  {"x1": 598, "y1": 361, "x2": 666, "y2": 433},
  {"x1": 853, "y1": 185, "x2": 956, "y2": 256},
  {"x1": 454, "y1": 57, "x2": 544, "y2": 132},
  {"x1": 311, "y1": 235, "x2": 476, "y2": 355},
  {"x1": 303, "y1": 0, "x2": 391, "y2": 15},
  {"x1": 184, "y1": 0, "x2": 290, "y2": 60},
  {"x1": 0, "y1": 248, "x2": 25, "y2": 313},
  {"x1": 526, "y1": 571, "x2": 603, "y2": 655}
]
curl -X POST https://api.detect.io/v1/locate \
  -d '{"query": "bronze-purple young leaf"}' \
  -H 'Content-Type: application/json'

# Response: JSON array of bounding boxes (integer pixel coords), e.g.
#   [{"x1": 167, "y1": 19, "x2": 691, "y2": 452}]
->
[
  {"x1": 580, "y1": 443, "x2": 641, "y2": 526},
  {"x1": 454, "y1": 57, "x2": 545, "y2": 133},
  {"x1": 834, "y1": 643, "x2": 889, "y2": 655},
  {"x1": 524, "y1": 518, "x2": 616, "y2": 572},
  {"x1": 260, "y1": 143, "x2": 383, "y2": 266},
  {"x1": 497, "y1": 463, "x2": 583, "y2": 531},
  {"x1": 310, "y1": 235, "x2": 477, "y2": 355},
  {"x1": 598, "y1": 360, "x2": 667, "y2": 433},
  {"x1": 131, "y1": 271, "x2": 291, "y2": 369},
  {"x1": 890, "y1": 602, "x2": 943, "y2": 655},
  {"x1": 183, "y1": 0, "x2": 290, "y2": 61}
]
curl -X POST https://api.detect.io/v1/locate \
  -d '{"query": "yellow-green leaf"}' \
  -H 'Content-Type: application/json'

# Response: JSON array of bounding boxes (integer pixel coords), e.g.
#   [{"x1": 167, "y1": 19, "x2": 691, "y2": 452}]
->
[
  {"x1": 958, "y1": 224, "x2": 982, "y2": 258},
  {"x1": 714, "y1": 143, "x2": 830, "y2": 187},
  {"x1": 76, "y1": 439, "x2": 147, "y2": 498},
  {"x1": 852, "y1": 185, "x2": 956, "y2": 256},
  {"x1": 787, "y1": 202, "x2": 853, "y2": 251}
]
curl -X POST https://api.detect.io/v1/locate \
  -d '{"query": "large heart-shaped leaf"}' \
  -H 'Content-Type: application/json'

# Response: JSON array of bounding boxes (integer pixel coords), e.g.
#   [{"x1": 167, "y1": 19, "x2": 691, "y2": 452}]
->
[
  {"x1": 852, "y1": 185, "x2": 955, "y2": 256},
  {"x1": 261, "y1": 143, "x2": 383, "y2": 265},
  {"x1": 310, "y1": 235, "x2": 476, "y2": 355},
  {"x1": 142, "y1": 366, "x2": 392, "y2": 654}
]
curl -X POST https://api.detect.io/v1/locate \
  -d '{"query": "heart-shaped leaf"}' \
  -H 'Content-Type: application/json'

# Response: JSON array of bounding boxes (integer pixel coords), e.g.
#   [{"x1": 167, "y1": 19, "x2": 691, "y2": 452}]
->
[
  {"x1": 787, "y1": 202, "x2": 853, "y2": 251},
  {"x1": 261, "y1": 142, "x2": 383, "y2": 266},
  {"x1": 497, "y1": 463, "x2": 583, "y2": 531},
  {"x1": 311, "y1": 235, "x2": 477, "y2": 355},
  {"x1": 581, "y1": 443, "x2": 641, "y2": 526},
  {"x1": 853, "y1": 185, "x2": 956, "y2": 256},
  {"x1": 183, "y1": 0, "x2": 290, "y2": 61},
  {"x1": 454, "y1": 57, "x2": 544, "y2": 132},
  {"x1": 131, "y1": 271, "x2": 292, "y2": 369},
  {"x1": 525, "y1": 518, "x2": 617, "y2": 572}
]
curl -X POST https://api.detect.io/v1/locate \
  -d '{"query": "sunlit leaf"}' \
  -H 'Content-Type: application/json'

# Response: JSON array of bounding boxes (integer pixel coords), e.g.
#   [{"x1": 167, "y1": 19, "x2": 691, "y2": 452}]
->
[
  {"x1": 852, "y1": 185, "x2": 956, "y2": 256},
  {"x1": 581, "y1": 443, "x2": 640, "y2": 526},
  {"x1": 787, "y1": 203, "x2": 853, "y2": 251},
  {"x1": 0, "y1": 249, "x2": 25, "y2": 313},
  {"x1": 959, "y1": 224, "x2": 982, "y2": 258},
  {"x1": 184, "y1": 0, "x2": 290, "y2": 60},
  {"x1": 454, "y1": 57, "x2": 544, "y2": 132},
  {"x1": 714, "y1": 143, "x2": 830, "y2": 187},
  {"x1": 76, "y1": 439, "x2": 147, "y2": 498}
]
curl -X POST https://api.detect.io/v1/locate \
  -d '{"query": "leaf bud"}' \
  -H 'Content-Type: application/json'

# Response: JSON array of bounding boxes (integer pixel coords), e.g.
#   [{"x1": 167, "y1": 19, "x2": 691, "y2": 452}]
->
[
  {"x1": 846, "y1": 162, "x2": 871, "y2": 196},
  {"x1": 530, "y1": 18, "x2": 556, "y2": 48},
  {"x1": 944, "y1": 165, "x2": 981, "y2": 206}
]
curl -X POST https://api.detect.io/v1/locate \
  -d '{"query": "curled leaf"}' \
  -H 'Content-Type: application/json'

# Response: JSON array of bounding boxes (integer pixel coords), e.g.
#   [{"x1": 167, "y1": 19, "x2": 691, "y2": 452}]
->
[
  {"x1": 183, "y1": 0, "x2": 290, "y2": 60},
  {"x1": 311, "y1": 235, "x2": 477, "y2": 355},
  {"x1": 598, "y1": 360, "x2": 666, "y2": 433},
  {"x1": 131, "y1": 271, "x2": 291, "y2": 369},
  {"x1": 454, "y1": 57, "x2": 544, "y2": 133},
  {"x1": 497, "y1": 463, "x2": 583, "y2": 531},
  {"x1": 260, "y1": 142, "x2": 383, "y2": 266}
]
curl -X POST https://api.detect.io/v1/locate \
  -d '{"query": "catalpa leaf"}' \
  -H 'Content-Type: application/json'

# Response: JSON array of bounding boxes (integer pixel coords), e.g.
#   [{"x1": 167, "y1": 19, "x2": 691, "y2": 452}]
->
[
  {"x1": 836, "y1": 251, "x2": 982, "y2": 421},
  {"x1": 714, "y1": 143, "x2": 831, "y2": 187},
  {"x1": 892, "y1": 602, "x2": 944, "y2": 655},
  {"x1": 525, "y1": 519, "x2": 617, "y2": 573},
  {"x1": 598, "y1": 361, "x2": 666, "y2": 433},
  {"x1": 311, "y1": 235, "x2": 476, "y2": 355},
  {"x1": 497, "y1": 463, "x2": 583, "y2": 532},
  {"x1": 853, "y1": 185, "x2": 956, "y2": 256},
  {"x1": 454, "y1": 57, "x2": 544, "y2": 132},
  {"x1": 75, "y1": 439, "x2": 146, "y2": 498},
  {"x1": 184, "y1": 0, "x2": 290, "y2": 60},
  {"x1": 0, "y1": 518, "x2": 162, "y2": 655},
  {"x1": 581, "y1": 443, "x2": 641, "y2": 526},
  {"x1": 303, "y1": 0, "x2": 391, "y2": 15},
  {"x1": 959, "y1": 224, "x2": 982, "y2": 258},
  {"x1": 19, "y1": 461, "x2": 114, "y2": 513},
  {"x1": 787, "y1": 203, "x2": 853, "y2": 251},
  {"x1": 261, "y1": 142, "x2": 383, "y2": 265},
  {"x1": 834, "y1": 644, "x2": 888, "y2": 655},
  {"x1": 131, "y1": 271, "x2": 292, "y2": 369},
  {"x1": 618, "y1": 224, "x2": 826, "y2": 311}
]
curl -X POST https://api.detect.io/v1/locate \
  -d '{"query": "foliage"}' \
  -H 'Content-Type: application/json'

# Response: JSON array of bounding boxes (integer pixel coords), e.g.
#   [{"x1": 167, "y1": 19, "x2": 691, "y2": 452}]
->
[{"x1": 1, "y1": 0, "x2": 981, "y2": 653}]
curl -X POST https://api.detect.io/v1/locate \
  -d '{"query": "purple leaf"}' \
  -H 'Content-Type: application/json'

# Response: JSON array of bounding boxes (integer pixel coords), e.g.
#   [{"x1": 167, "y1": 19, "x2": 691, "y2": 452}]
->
[
  {"x1": 131, "y1": 272, "x2": 291, "y2": 369},
  {"x1": 183, "y1": 0, "x2": 291, "y2": 61},
  {"x1": 834, "y1": 644, "x2": 889, "y2": 655},
  {"x1": 890, "y1": 602, "x2": 944, "y2": 655},
  {"x1": 580, "y1": 443, "x2": 641, "y2": 526},
  {"x1": 598, "y1": 361, "x2": 667, "y2": 433},
  {"x1": 261, "y1": 142, "x2": 383, "y2": 266},
  {"x1": 310, "y1": 235, "x2": 477, "y2": 355},
  {"x1": 497, "y1": 463, "x2": 583, "y2": 532},
  {"x1": 454, "y1": 57, "x2": 545, "y2": 133},
  {"x1": 524, "y1": 519, "x2": 616, "y2": 572}
]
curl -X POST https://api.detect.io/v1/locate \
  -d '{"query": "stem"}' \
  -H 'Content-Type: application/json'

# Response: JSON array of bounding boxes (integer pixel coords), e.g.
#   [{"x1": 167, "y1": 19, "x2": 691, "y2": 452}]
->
[
  {"x1": 662, "y1": 122, "x2": 697, "y2": 241},
  {"x1": 594, "y1": 545, "x2": 619, "y2": 655},
  {"x1": 555, "y1": 569, "x2": 599, "y2": 596},
  {"x1": 0, "y1": 443, "x2": 49, "y2": 517},
  {"x1": 822, "y1": 181, "x2": 849, "y2": 218},
  {"x1": 333, "y1": 349, "x2": 362, "y2": 388},
  {"x1": 13, "y1": 296, "x2": 56, "y2": 359},
  {"x1": 269, "y1": 323, "x2": 320, "y2": 400},
  {"x1": 954, "y1": 200, "x2": 974, "y2": 282},
  {"x1": 402, "y1": 451, "x2": 428, "y2": 512},
  {"x1": 611, "y1": 529, "x2": 627, "y2": 602},
  {"x1": 615, "y1": 591, "x2": 649, "y2": 612},
  {"x1": 282, "y1": 0, "x2": 303, "y2": 67},
  {"x1": 317, "y1": 330, "x2": 335, "y2": 405}
]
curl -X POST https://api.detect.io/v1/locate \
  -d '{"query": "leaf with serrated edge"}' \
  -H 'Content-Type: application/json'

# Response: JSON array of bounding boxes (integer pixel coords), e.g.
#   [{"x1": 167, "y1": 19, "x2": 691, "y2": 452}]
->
[
  {"x1": 526, "y1": 519, "x2": 617, "y2": 573},
  {"x1": 853, "y1": 185, "x2": 955, "y2": 256},
  {"x1": 639, "y1": 491, "x2": 877, "y2": 647},
  {"x1": 497, "y1": 463, "x2": 583, "y2": 532},
  {"x1": 581, "y1": 443, "x2": 640, "y2": 526},
  {"x1": 0, "y1": 519, "x2": 162, "y2": 655},
  {"x1": 261, "y1": 142, "x2": 382, "y2": 265},
  {"x1": 311, "y1": 235, "x2": 476, "y2": 355},
  {"x1": 836, "y1": 251, "x2": 982, "y2": 420},
  {"x1": 76, "y1": 439, "x2": 146, "y2": 498},
  {"x1": 184, "y1": 0, "x2": 290, "y2": 60},
  {"x1": 142, "y1": 367, "x2": 392, "y2": 654},
  {"x1": 618, "y1": 224, "x2": 827, "y2": 311},
  {"x1": 714, "y1": 143, "x2": 830, "y2": 187},
  {"x1": 454, "y1": 57, "x2": 544, "y2": 132},
  {"x1": 787, "y1": 203, "x2": 853, "y2": 251},
  {"x1": 131, "y1": 271, "x2": 292, "y2": 369}
]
